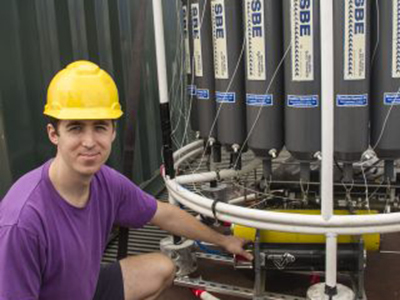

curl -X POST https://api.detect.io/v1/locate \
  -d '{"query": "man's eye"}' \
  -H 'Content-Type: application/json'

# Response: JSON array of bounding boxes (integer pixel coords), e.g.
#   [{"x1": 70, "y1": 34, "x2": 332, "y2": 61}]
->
[
  {"x1": 68, "y1": 126, "x2": 81, "y2": 132},
  {"x1": 96, "y1": 126, "x2": 108, "y2": 131}
]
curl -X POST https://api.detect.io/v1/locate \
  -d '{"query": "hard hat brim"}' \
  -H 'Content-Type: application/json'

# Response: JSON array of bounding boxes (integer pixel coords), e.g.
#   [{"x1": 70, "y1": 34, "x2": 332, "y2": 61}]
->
[{"x1": 44, "y1": 108, "x2": 123, "y2": 120}]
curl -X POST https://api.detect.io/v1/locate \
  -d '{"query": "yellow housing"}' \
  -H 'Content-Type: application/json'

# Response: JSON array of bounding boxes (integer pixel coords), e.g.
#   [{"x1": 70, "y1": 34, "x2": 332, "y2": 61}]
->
[{"x1": 233, "y1": 210, "x2": 380, "y2": 252}]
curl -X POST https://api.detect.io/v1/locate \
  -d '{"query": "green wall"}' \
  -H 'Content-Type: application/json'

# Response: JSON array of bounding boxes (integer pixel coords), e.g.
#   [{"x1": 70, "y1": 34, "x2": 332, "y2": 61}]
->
[{"x1": 0, "y1": 0, "x2": 188, "y2": 197}]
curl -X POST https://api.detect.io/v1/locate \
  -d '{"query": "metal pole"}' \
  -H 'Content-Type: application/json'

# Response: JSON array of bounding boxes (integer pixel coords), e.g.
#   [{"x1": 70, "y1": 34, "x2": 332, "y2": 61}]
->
[
  {"x1": 152, "y1": 0, "x2": 169, "y2": 106},
  {"x1": 320, "y1": 0, "x2": 334, "y2": 221},
  {"x1": 152, "y1": 0, "x2": 175, "y2": 179},
  {"x1": 325, "y1": 233, "x2": 338, "y2": 296},
  {"x1": 152, "y1": 0, "x2": 182, "y2": 245},
  {"x1": 320, "y1": 0, "x2": 337, "y2": 296}
]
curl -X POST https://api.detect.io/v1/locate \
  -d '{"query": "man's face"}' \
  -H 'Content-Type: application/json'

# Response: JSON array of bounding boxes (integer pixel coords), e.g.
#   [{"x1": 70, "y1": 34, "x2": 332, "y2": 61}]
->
[{"x1": 47, "y1": 119, "x2": 116, "y2": 176}]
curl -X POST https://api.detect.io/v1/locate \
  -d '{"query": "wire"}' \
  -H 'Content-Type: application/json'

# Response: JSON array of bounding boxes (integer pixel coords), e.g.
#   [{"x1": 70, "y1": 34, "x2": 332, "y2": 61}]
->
[
  {"x1": 371, "y1": 85, "x2": 400, "y2": 151},
  {"x1": 380, "y1": 250, "x2": 400, "y2": 255},
  {"x1": 360, "y1": 161, "x2": 371, "y2": 213}
]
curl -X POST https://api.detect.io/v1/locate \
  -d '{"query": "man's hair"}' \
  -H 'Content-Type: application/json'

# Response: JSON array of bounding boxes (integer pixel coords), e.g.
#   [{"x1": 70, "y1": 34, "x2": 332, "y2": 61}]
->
[{"x1": 46, "y1": 117, "x2": 117, "y2": 136}]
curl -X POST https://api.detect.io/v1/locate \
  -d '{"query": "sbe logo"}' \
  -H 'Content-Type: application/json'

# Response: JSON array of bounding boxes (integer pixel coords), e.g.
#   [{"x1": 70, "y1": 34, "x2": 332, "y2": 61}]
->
[
  {"x1": 249, "y1": 0, "x2": 263, "y2": 38},
  {"x1": 192, "y1": 5, "x2": 200, "y2": 40},
  {"x1": 299, "y1": 0, "x2": 312, "y2": 37},
  {"x1": 354, "y1": 0, "x2": 366, "y2": 34},
  {"x1": 214, "y1": 4, "x2": 225, "y2": 39}
]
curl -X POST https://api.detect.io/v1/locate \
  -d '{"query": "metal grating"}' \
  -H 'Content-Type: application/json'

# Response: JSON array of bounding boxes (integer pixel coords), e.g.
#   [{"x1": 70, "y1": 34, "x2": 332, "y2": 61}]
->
[{"x1": 102, "y1": 225, "x2": 169, "y2": 264}]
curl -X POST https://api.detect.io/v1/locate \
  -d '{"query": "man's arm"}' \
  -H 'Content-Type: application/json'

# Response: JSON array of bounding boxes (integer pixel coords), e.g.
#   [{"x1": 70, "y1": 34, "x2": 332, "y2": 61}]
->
[
  {"x1": 150, "y1": 201, "x2": 253, "y2": 261},
  {"x1": 0, "y1": 226, "x2": 42, "y2": 298}
]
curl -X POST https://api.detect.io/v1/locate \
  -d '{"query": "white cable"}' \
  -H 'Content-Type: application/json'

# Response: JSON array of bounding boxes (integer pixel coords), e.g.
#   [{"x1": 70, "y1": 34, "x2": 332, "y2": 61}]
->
[{"x1": 371, "y1": 85, "x2": 400, "y2": 150}]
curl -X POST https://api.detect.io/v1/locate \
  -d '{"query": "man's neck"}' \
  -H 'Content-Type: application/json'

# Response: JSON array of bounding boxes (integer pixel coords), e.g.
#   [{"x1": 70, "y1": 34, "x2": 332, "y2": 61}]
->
[{"x1": 49, "y1": 157, "x2": 92, "y2": 208}]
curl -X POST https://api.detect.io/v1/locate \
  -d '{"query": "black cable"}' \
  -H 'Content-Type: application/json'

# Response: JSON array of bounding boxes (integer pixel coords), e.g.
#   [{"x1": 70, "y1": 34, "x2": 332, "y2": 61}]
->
[
  {"x1": 334, "y1": 156, "x2": 343, "y2": 174},
  {"x1": 211, "y1": 198, "x2": 223, "y2": 221}
]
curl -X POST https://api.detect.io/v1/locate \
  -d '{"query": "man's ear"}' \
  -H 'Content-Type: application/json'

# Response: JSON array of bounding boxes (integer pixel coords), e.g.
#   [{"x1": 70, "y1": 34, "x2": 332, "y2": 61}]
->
[{"x1": 47, "y1": 124, "x2": 59, "y2": 146}]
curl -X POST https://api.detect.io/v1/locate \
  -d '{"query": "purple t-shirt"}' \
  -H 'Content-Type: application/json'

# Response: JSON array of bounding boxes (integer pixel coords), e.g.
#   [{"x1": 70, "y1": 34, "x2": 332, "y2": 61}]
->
[{"x1": 0, "y1": 161, "x2": 158, "y2": 300}]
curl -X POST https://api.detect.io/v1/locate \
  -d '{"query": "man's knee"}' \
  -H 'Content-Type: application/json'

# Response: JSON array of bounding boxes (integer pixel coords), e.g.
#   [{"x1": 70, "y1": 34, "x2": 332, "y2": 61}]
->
[
  {"x1": 120, "y1": 253, "x2": 176, "y2": 300},
  {"x1": 155, "y1": 253, "x2": 176, "y2": 286}
]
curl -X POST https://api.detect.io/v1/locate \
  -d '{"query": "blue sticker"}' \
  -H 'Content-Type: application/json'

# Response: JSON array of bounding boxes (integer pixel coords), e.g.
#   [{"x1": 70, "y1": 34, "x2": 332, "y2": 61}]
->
[
  {"x1": 336, "y1": 94, "x2": 368, "y2": 107},
  {"x1": 287, "y1": 95, "x2": 319, "y2": 108},
  {"x1": 384, "y1": 93, "x2": 400, "y2": 105},
  {"x1": 216, "y1": 92, "x2": 236, "y2": 103},
  {"x1": 246, "y1": 94, "x2": 273, "y2": 106},
  {"x1": 187, "y1": 85, "x2": 197, "y2": 96},
  {"x1": 197, "y1": 89, "x2": 210, "y2": 100}
]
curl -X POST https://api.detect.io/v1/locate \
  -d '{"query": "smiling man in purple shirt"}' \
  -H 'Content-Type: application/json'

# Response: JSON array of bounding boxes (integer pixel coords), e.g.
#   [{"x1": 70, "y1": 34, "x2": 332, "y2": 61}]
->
[{"x1": 0, "y1": 61, "x2": 252, "y2": 300}]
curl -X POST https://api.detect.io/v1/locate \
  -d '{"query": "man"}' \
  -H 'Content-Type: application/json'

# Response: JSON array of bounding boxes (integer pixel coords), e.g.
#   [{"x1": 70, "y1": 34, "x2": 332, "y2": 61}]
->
[{"x1": 0, "y1": 61, "x2": 252, "y2": 300}]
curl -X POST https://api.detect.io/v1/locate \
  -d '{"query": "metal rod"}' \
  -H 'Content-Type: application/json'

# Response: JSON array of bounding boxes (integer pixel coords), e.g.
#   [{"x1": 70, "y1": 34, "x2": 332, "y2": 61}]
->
[
  {"x1": 152, "y1": 0, "x2": 180, "y2": 245},
  {"x1": 153, "y1": 0, "x2": 175, "y2": 178},
  {"x1": 325, "y1": 233, "x2": 338, "y2": 295},
  {"x1": 320, "y1": 0, "x2": 334, "y2": 221},
  {"x1": 152, "y1": 0, "x2": 169, "y2": 105}
]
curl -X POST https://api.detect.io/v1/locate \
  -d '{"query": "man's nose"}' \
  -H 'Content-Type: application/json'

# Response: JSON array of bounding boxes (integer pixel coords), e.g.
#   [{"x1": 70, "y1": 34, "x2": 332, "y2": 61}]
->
[{"x1": 81, "y1": 131, "x2": 96, "y2": 148}]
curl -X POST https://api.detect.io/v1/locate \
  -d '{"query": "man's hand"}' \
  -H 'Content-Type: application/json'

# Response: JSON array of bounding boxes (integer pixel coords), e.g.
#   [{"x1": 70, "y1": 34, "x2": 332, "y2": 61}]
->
[{"x1": 220, "y1": 235, "x2": 254, "y2": 261}]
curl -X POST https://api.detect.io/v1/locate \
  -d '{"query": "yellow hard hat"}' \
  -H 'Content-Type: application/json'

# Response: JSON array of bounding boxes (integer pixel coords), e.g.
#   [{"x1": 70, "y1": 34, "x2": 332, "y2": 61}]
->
[{"x1": 44, "y1": 60, "x2": 123, "y2": 120}]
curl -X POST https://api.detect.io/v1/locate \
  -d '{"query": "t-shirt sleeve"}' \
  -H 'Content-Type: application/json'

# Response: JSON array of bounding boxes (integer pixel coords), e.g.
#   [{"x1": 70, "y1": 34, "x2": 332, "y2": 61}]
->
[
  {"x1": 111, "y1": 171, "x2": 158, "y2": 228},
  {"x1": 0, "y1": 226, "x2": 44, "y2": 299}
]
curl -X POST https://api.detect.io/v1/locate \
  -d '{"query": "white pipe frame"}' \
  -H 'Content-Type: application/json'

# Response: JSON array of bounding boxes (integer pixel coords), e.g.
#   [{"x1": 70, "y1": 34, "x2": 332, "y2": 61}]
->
[
  {"x1": 167, "y1": 174, "x2": 400, "y2": 235},
  {"x1": 173, "y1": 139, "x2": 204, "y2": 161},
  {"x1": 174, "y1": 147, "x2": 204, "y2": 170}
]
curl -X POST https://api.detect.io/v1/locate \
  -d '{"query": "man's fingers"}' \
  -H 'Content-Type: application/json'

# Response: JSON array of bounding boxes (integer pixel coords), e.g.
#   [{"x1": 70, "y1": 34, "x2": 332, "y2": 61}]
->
[{"x1": 241, "y1": 250, "x2": 254, "y2": 261}]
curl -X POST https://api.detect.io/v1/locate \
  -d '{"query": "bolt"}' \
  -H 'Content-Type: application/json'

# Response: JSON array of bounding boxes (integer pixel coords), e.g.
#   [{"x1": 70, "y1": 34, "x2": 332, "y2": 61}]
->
[{"x1": 268, "y1": 148, "x2": 277, "y2": 159}]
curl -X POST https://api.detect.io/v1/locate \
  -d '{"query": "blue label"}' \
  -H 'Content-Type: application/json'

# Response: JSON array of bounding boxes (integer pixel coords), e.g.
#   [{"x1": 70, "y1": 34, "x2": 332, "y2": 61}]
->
[
  {"x1": 216, "y1": 92, "x2": 236, "y2": 103},
  {"x1": 336, "y1": 94, "x2": 368, "y2": 107},
  {"x1": 187, "y1": 85, "x2": 197, "y2": 96},
  {"x1": 384, "y1": 93, "x2": 400, "y2": 105},
  {"x1": 197, "y1": 89, "x2": 210, "y2": 100},
  {"x1": 287, "y1": 95, "x2": 318, "y2": 108},
  {"x1": 246, "y1": 94, "x2": 273, "y2": 106}
]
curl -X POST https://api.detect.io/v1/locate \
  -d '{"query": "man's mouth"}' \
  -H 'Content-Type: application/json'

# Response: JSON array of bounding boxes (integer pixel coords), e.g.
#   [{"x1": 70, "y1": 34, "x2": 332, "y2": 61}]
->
[{"x1": 79, "y1": 153, "x2": 100, "y2": 158}]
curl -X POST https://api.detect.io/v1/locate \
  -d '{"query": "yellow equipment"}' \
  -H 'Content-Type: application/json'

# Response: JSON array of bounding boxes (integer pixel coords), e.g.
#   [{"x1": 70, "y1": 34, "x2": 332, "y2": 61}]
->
[
  {"x1": 233, "y1": 210, "x2": 380, "y2": 252},
  {"x1": 44, "y1": 60, "x2": 123, "y2": 120}
]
